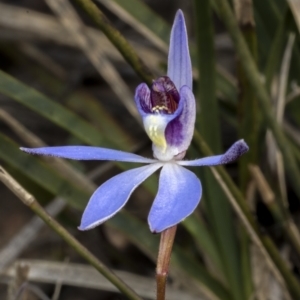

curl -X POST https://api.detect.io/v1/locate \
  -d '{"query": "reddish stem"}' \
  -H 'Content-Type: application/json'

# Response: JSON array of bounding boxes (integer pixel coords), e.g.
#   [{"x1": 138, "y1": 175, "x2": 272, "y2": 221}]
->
[{"x1": 156, "y1": 225, "x2": 177, "y2": 300}]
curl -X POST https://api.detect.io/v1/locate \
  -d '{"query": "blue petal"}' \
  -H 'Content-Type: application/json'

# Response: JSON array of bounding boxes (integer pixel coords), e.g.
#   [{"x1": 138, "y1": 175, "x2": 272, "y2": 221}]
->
[
  {"x1": 168, "y1": 10, "x2": 192, "y2": 90},
  {"x1": 79, "y1": 163, "x2": 162, "y2": 230},
  {"x1": 178, "y1": 140, "x2": 249, "y2": 167},
  {"x1": 164, "y1": 85, "x2": 196, "y2": 157},
  {"x1": 20, "y1": 146, "x2": 157, "y2": 163},
  {"x1": 134, "y1": 83, "x2": 151, "y2": 117},
  {"x1": 148, "y1": 163, "x2": 202, "y2": 233}
]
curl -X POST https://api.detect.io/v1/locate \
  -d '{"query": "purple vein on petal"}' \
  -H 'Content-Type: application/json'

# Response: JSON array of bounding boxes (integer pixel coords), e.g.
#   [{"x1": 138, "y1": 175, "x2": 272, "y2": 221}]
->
[
  {"x1": 148, "y1": 163, "x2": 202, "y2": 233},
  {"x1": 178, "y1": 140, "x2": 249, "y2": 167},
  {"x1": 79, "y1": 163, "x2": 163, "y2": 230},
  {"x1": 20, "y1": 146, "x2": 157, "y2": 164},
  {"x1": 167, "y1": 9, "x2": 192, "y2": 90}
]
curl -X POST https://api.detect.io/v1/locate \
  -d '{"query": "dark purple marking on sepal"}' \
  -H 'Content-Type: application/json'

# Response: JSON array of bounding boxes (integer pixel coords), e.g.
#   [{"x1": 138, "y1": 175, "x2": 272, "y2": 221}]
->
[
  {"x1": 165, "y1": 117, "x2": 183, "y2": 147},
  {"x1": 219, "y1": 140, "x2": 249, "y2": 164}
]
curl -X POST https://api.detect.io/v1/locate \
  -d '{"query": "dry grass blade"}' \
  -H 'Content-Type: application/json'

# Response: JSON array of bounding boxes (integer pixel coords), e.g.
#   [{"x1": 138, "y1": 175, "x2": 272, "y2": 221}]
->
[
  {"x1": 0, "y1": 4, "x2": 162, "y2": 74},
  {"x1": 0, "y1": 198, "x2": 65, "y2": 272},
  {"x1": 1, "y1": 260, "x2": 201, "y2": 300},
  {"x1": 208, "y1": 166, "x2": 290, "y2": 298},
  {"x1": 267, "y1": 33, "x2": 295, "y2": 208},
  {"x1": 248, "y1": 165, "x2": 275, "y2": 206},
  {"x1": 284, "y1": 121, "x2": 300, "y2": 146},
  {"x1": 6, "y1": 264, "x2": 30, "y2": 300},
  {"x1": 275, "y1": 33, "x2": 295, "y2": 207},
  {"x1": 286, "y1": 85, "x2": 300, "y2": 104},
  {"x1": 19, "y1": 43, "x2": 67, "y2": 80},
  {"x1": 0, "y1": 157, "x2": 117, "y2": 273},
  {"x1": 249, "y1": 164, "x2": 300, "y2": 264},
  {"x1": 0, "y1": 106, "x2": 147, "y2": 273},
  {"x1": 0, "y1": 108, "x2": 94, "y2": 193},
  {"x1": 0, "y1": 166, "x2": 143, "y2": 300},
  {"x1": 250, "y1": 244, "x2": 285, "y2": 300},
  {"x1": 276, "y1": 33, "x2": 295, "y2": 123},
  {"x1": 44, "y1": 0, "x2": 139, "y2": 120},
  {"x1": 96, "y1": 0, "x2": 168, "y2": 53}
]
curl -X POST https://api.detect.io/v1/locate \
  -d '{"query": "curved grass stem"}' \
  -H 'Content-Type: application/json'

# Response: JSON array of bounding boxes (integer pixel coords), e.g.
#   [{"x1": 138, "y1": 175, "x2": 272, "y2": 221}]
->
[
  {"x1": 72, "y1": 0, "x2": 153, "y2": 84},
  {"x1": 193, "y1": 131, "x2": 300, "y2": 299},
  {"x1": 0, "y1": 166, "x2": 143, "y2": 300}
]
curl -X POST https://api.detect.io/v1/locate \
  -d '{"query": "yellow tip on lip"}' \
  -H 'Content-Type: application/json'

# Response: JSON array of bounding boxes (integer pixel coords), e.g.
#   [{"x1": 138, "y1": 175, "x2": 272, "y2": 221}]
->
[{"x1": 144, "y1": 115, "x2": 167, "y2": 153}]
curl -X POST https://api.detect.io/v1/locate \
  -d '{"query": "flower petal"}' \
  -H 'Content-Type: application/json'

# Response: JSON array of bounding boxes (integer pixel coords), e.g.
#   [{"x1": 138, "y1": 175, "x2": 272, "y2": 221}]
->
[
  {"x1": 178, "y1": 140, "x2": 249, "y2": 167},
  {"x1": 79, "y1": 163, "x2": 162, "y2": 230},
  {"x1": 134, "y1": 83, "x2": 151, "y2": 116},
  {"x1": 168, "y1": 9, "x2": 192, "y2": 90},
  {"x1": 135, "y1": 84, "x2": 185, "y2": 160},
  {"x1": 148, "y1": 163, "x2": 202, "y2": 233},
  {"x1": 164, "y1": 85, "x2": 196, "y2": 154},
  {"x1": 20, "y1": 146, "x2": 157, "y2": 163}
]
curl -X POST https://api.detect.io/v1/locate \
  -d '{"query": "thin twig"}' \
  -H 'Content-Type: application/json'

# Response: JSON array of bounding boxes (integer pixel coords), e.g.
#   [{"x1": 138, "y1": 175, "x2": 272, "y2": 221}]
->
[
  {"x1": 1, "y1": 259, "x2": 201, "y2": 300},
  {"x1": 51, "y1": 258, "x2": 69, "y2": 300},
  {"x1": 95, "y1": 0, "x2": 168, "y2": 53},
  {"x1": 249, "y1": 164, "x2": 300, "y2": 261},
  {"x1": 0, "y1": 108, "x2": 146, "y2": 272},
  {"x1": 248, "y1": 165, "x2": 275, "y2": 205},
  {"x1": 0, "y1": 108, "x2": 95, "y2": 193},
  {"x1": 276, "y1": 33, "x2": 295, "y2": 123},
  {"x1": 213, "y1": 4, "x2": 300, "y2": 274},
  {"x1": 0, "y1": 166, "x2": 142, "y2": 300},
  {"x1": 0, "y1": 4, "x2": 162, "y2": 73},
  {"x1": 274, "y1": 33, "x2": 295, "y2": 208},
  {"x1": 0, "y1": 198, "x2": 65, "y2": 272},
  {"x1": 45, "y1": 0, "x2": 139, "y2": 121},
  {"x1": 193, "y1": 131, "x2": 297, "y2": 299},
  {"x1": 72, "y1": 0, "x2": 154, "y2": 84}
]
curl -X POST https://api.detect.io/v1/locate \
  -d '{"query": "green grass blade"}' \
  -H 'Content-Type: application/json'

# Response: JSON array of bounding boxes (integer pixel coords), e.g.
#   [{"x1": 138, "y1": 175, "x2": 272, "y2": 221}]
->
[
  {"x1": 193, "y1": 1, "x2": 244, "y2": 299},
  {"x1": 0, "y1": 70, "x2": 116, "y2": 148},
  {"x1": 0, "y1": 133, "x2": 87, "y2": 209},
  {"x1": 264, "y1": 8, "x2": 288, "y2": 92},
  {"x1": 215, "y1": 0, "x2": 300, "y2": 225},
  {"x1": 183, "y1": 214, "x2": 224, "y2": 274},
  {"x1": 234, "y1": 2, "x2": 259, "y2": 297}
]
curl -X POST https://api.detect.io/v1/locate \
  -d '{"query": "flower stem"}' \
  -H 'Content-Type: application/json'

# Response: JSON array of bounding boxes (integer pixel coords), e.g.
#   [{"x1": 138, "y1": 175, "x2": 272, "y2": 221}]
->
[{"x1": 156, "y1": 226, "x2": 177, "y2": 300}]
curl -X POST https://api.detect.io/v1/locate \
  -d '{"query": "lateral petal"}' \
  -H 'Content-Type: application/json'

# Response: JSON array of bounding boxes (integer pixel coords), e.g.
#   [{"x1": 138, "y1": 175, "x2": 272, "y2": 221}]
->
[
  {"x1": 164, "y1": 85, "x2": 196, "y2": 155},
  {"x1": 178, "y1": 140, "x2": 249, "y2": 167},
  {"x1": 148, "y1": 163, "x2": 202, "y2": 233},
  {"x1": 20, "y1": 146, "x2": 157, "y2": 163},
  {"x1": 134, "y1": 83, "x2": 151, "y2": 116},
  {"x1": 79, "y1": 163, "x2": 162, "y2": 230},
  {"x1": 168, "y1": 9, "x2": 192, "y2": 90}
]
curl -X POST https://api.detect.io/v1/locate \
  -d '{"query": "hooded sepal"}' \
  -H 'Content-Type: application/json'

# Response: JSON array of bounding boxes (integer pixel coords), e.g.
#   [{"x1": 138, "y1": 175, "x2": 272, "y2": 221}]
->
[
  {"x1": 168, "y1": 10, "x2": 192, "y2": 90},
  {"x1": 135, "y1": 82, "x2": 195, "y2": 161}
]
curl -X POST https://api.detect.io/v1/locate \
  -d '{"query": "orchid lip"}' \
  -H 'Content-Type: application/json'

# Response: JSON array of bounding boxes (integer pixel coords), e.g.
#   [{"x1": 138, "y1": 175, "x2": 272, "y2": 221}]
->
[{"x1": 150, "y1": 76, "x2": 179, "y2": 114}]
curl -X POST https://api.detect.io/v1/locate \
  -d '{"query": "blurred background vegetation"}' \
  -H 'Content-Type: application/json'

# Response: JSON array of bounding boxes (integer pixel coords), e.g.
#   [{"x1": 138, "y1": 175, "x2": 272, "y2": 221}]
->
[{"x1": 0, "y1": 0, "x2": 300, "y2": 299}]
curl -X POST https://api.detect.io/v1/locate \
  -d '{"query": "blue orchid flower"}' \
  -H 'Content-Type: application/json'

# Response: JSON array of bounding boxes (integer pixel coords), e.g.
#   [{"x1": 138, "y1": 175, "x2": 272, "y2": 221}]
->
[{"x1": 20, "y1": 10, "x2": 248, "y2": 233}]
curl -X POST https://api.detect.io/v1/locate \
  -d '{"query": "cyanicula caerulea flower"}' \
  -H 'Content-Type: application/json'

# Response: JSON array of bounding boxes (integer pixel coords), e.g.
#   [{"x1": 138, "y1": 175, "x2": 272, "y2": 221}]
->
[{"x1": 20, "y1": 10, "x2": 248, "y2": 233}]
